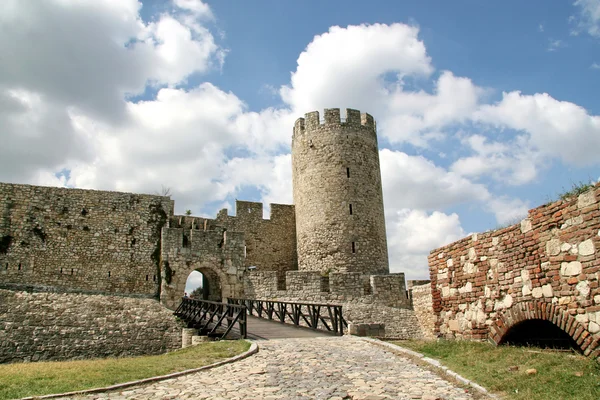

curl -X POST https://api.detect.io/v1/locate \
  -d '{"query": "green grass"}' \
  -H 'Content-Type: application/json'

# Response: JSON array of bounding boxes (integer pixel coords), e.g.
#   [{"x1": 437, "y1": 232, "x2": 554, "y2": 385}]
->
[
  {"x1": 558, "y1": 180, "x2": 596, "y2": 201},
  {"x1": 392, "y1": 340, "x2": 600, "y2": 400},
  {"x1": 0, "y1": 341, "x2": 250, "y2": 400}
]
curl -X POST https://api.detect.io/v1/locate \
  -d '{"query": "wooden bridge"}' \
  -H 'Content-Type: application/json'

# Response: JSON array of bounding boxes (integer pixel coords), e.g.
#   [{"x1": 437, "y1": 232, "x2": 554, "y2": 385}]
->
[{"x1": 173, "y1": 298, "x2": 347, "y2": 340}]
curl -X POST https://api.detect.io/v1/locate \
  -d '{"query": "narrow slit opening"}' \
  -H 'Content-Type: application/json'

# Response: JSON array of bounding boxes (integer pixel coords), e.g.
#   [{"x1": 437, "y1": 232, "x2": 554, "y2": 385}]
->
[
  {"x1": 346, "y1": 167, "x2": 350, "y2": 178},
  {"x1": 351, "y1": 242, "x2": 356, "y2": 253},
  {"x1": 349, "y1": 204, "x2": 353, "y2": 215}
]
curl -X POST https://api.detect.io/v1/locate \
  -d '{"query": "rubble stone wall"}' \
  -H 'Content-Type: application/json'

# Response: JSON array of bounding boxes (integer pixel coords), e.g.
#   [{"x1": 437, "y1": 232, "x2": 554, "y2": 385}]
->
[
  {"x1": 0, "y1": 289, "x2": 182, "y2": 363},
  {"x1": 409, "y1": 282, "x2": 436, "y2": 340},
  {"x1": 160, "y1": 226, "x2": 246, "y2": 309},
  {"x1": 429, "y1": 183, "x2": 600, "y2": 358},
  {"x1": 0, "y1": 183, "x2": 171, "y2": 296},
  {"x1": 241, "y1": 270, "x2": 422, "y2": 339},
  {"x1": 170, "y1": 200, "x2": 297, "y2": 283},
  {"x1": 292, "y1": 109, "x2": 389, "y2": 275}
]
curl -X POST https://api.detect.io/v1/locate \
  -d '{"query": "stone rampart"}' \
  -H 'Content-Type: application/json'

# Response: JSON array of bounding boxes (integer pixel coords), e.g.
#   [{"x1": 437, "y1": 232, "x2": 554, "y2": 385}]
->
[
  {"x1": 171, "y1": 200, "x2": 297, "y2": 284},
  {"x1": 241, "y1": 269, "x2": 422, "y2": 338},
  {"x1": 428, "y1": 183, "x2": 600, "y2": 358},
  {"x1": 160, "y1": 226, "x2": 246, "y2": 309},
  {"x1": 0, "y1": 183, "x2": 171, "y2": 296},
  {"x1": 0, "y1": 289, "x2": 182, "y2": 363}
]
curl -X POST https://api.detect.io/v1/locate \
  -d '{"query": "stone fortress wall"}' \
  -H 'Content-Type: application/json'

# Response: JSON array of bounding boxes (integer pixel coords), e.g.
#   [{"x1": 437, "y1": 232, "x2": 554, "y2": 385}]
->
[
  {"x1": 428, "y1": 183, "x2": 600, "y2": 358},
  {"x1": 0, "y1": 183, "x2": 171, "y2": 296},
  {"x1": 292, "y1": 109, "x2": 389, "y2": 276},
  {"x1": 0, "y1": 108, "x2": 431, "y2": 362},
  {"x1": 159, "y1": 200, "x2": 297, "y2": 308},
  {"x1": 0, "y1": 289, "x2": 182, "y2": 363}
]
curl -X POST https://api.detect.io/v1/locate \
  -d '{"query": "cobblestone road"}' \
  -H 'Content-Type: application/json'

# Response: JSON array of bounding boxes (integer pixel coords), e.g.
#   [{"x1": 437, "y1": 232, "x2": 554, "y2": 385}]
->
[{"x1": 66, "y1": 337, "x2": 477, "y2": 400}]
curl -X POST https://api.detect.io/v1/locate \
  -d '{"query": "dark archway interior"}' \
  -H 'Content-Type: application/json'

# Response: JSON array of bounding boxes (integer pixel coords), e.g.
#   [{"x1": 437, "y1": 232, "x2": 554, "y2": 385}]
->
[
  {"x1": 186, "y1": 268, "x2": 222, "y2": 302},
  {"x1": 499, "y1": 319, "x2": 579, "y2": 351}
]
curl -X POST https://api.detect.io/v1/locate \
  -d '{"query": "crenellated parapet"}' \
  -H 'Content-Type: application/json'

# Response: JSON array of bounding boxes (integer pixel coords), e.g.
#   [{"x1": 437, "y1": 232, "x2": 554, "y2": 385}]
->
[
  {"x1": 293, "y1": 108, "x2": 376, "y2": 138},
  {"x1": 243, "y1": 269, "x2": 409, "y2": 308}
]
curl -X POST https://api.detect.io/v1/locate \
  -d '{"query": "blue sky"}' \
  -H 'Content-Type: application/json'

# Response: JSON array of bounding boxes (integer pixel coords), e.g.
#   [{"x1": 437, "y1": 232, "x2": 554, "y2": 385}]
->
[{"x1": 1, "y1": 0, "x2": 599, "y2": 283}]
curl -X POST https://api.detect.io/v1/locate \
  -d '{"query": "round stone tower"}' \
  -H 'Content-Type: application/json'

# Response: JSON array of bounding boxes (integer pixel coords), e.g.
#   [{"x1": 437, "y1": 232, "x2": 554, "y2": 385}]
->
[{"x1": 292, "y1": 108, "x2": 389, "y2": 275}]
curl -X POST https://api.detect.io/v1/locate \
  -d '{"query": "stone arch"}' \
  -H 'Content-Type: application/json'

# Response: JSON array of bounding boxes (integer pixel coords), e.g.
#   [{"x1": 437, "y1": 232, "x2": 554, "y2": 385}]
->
[
  {"x1": 489, "y1": 301, "x2": 598, "y2": 357},
  {"x1": 161, "y1": 261, "x2": 237, "y2": 309},
  {"x1": 188, "y1": 266, "x2": 223, "y2": 302}
]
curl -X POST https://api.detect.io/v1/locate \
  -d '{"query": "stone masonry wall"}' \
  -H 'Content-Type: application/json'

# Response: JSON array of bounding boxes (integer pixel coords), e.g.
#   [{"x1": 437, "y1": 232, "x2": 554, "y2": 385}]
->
[
  {"x1": 429, "y1": 183, "x2": 600, "y2": 358},
  {"x1": 170, "y1": 200, "x2": 297, "y2": 284},
  {"x1": 292, "y1": 109, "x2": 389, "y2": 275},
  {"x1": 160, "y1": 226, "x2": 246, "y2": 309},
  {"x1": 0, "y1": 289, "x2": 182, "y2": 363},
  {"x1": 409, "y1": 282, "x2": 436, "y2": 340},
  {"x1": 242, "y1": 270, "x2": 423, "y2": 339},
  {"x1": 0, "y1": 183, "x2": 172, "y2": 296}
]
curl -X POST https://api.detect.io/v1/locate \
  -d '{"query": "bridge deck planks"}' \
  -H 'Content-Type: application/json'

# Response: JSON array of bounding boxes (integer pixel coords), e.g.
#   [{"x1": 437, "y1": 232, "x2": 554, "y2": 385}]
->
[{"x1": 246, "y1": 316, "x2": 334, "y2": 340}]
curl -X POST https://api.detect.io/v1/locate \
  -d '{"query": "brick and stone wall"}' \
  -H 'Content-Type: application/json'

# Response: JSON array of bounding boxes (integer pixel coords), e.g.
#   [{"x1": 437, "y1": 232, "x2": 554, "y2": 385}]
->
[
  {"x1": 429, "y1": 183, "x2": 600, "y2": 358},
  {"x1": 0, "y1": 289, "x2": 182, "y2": 363},
  {"x1": 292, "y1": 109, "x2": 389, "y2": 276},
  {"x1": 0, "y1": 183, "x2": 171, "y2": 296}
]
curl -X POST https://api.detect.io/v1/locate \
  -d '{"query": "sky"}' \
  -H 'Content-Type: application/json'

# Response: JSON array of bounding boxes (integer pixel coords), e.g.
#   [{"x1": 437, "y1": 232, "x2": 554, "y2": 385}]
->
[{"x1": 1, "y1": 0, "x2": 599, "y2": 288}]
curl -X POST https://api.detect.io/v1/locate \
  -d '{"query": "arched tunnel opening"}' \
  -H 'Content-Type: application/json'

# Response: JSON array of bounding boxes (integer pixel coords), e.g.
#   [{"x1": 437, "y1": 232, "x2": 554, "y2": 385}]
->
[
  {"x1": 184, "y1": 269, "x2": 222, "y2": 302},
  {"x1": 499, "y1": 319, "x2": 580, "y2": 352}
]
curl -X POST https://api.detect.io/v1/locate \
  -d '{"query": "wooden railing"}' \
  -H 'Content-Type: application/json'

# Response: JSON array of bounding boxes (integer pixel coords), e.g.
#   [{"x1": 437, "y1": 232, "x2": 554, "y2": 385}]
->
[
  {"x1": 227, "y1": 298, "x2": 347, "y2": 336},
  {"x1": 174, "y1": 298, "x2": 247, "y2": 339}
]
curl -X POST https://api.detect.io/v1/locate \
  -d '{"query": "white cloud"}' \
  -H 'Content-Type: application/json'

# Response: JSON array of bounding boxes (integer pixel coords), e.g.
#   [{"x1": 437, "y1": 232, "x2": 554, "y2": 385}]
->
[
  {"x1": 280, "y1": 23, "x2": 434, "y2": 115},
  {"x1": 538, "y1": 23, "x2": 545, "y2": 32},
  {"x1": 474, "y1": 91, "x2": 600, "y2": 166},
  {"x1": 387, "y1": 209, "x2": 465, "y2": 278},
  {"x1": 572, "y1": 0, "x2": 600, "y2": 37},
  {"x1": 380, "y1": 149, "x2": 490, "y2": 211},
  {"x1": 547, "y1": 39, "x2": 566, "y2": 51},
  {"x1": 173, "y1": 0, "x2": 213, "y2": 18},
  {"x1": 450, "y1": 135, "x2": 542, "y2": 185},
  {"x1": 0, "y1": 0, "x2": 224, "y2": 185},
  {"x1": 380, "y1": 71, "x2": 483, "y2": 146},
  {"x1": 591, "y1": 62, "x2": 600, "y2": 69},
  {"x1": 487, "y1": 197, "x2": 530, "y2": 226}
]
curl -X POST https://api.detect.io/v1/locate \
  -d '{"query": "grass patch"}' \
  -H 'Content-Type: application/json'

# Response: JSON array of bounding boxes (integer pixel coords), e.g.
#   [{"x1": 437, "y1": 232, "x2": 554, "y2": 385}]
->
[
  {"x1": 0, "y1": 340, "x2": 250, "y2": 400},
  {"x1": 558, "y1": 180, "x2": 596, "y2": 201},
  {"x1": 392, "y1": 340, "x2": 600, "y2": 400}
]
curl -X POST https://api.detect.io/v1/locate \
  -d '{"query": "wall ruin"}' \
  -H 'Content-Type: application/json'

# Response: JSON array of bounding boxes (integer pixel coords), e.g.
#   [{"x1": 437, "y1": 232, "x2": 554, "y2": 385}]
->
[
  {"x1": 0, "y1": 289, "x2": 182, "y2": 363},
  {"x1": 428, "y1": 183, "x2": 600, "y2": 358}
]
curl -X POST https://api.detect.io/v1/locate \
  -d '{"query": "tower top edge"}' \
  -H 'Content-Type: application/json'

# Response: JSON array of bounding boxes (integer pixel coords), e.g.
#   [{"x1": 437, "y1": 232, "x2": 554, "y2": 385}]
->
[{"x1": 293, "y1": 108, "x2": 376, "y2": 134}]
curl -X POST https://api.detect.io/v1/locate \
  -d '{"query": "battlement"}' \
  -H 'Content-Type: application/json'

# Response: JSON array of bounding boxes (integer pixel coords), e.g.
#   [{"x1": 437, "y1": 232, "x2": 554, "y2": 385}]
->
[
  {"x1": 293, "y1": 108, "x2": 376, "y2": 138},
  {"x1": 215, "y1": 200, "x2": 295, "y2": 222},
  {"x1": 243, "y1": 270, "x2": 410, "y2": 308}
]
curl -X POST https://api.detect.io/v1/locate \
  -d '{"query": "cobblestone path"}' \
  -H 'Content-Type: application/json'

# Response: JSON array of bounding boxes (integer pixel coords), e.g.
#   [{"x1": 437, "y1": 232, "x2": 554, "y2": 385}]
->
[{"x1": 67, "y1": 337, "x2": 477, "y2": 400}]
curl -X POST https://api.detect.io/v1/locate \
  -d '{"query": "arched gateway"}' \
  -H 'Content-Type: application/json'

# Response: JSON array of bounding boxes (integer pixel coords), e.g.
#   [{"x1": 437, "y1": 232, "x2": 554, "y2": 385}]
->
[
  {"x1": 489, "y1": 301, "x2": 597, "y2": 355},
  {"x1": 159, "y1": 224, "x2": 246, "y2": 309}
]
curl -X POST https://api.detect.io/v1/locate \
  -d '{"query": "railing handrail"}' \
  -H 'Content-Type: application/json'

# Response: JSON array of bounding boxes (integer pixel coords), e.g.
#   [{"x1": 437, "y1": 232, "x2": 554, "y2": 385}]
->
[
  {"x1": 227, "y1": 297, "x2": 347, "y2": 336},
  {"x1": 227, "y1": 297, "x2": 343, "y2": 308},
  {"x1": 174, "y1": 297, "x2": 247, "y2": 339}
]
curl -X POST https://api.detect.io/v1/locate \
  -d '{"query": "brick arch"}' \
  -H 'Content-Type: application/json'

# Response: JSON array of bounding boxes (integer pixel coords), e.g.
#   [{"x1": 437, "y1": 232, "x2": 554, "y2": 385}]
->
[{"x1": 489, "y1": 301, "x2": 599, "y2": 357}]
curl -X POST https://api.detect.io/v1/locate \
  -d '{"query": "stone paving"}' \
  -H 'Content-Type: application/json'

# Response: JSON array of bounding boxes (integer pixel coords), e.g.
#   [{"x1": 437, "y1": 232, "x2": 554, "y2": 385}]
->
[{"x1": 64, "y1": 337, "x2": 478, "y2": 400}]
